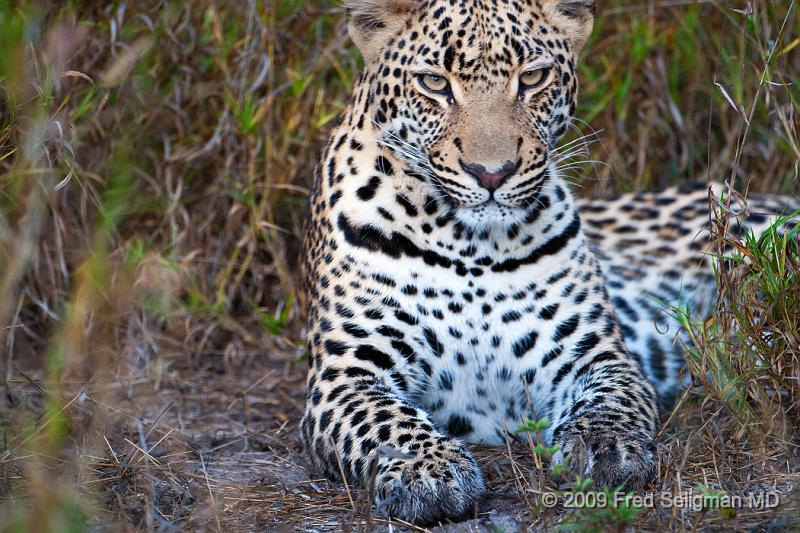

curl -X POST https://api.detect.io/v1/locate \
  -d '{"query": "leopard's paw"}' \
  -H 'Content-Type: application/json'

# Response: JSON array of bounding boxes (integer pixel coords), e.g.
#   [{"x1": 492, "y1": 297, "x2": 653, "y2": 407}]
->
[
  {"x1": 373, "y1": 440, "x2": 484, "y2": 525},
  {"x1": 552, "y1": 426, "x2": 656, "y2": 491}
]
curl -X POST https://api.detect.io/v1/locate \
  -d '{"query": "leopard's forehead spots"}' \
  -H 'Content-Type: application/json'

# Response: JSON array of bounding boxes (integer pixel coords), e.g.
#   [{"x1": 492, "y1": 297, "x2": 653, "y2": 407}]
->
[{"x1": 401, "y1": 0, "x2": 562, "y2": 79}]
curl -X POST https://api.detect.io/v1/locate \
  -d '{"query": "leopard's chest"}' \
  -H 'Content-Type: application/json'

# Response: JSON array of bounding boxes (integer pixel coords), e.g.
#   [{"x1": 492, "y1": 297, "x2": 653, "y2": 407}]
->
[{"x1": 342, "y1": 243, "x2": 585, "y2": 443}]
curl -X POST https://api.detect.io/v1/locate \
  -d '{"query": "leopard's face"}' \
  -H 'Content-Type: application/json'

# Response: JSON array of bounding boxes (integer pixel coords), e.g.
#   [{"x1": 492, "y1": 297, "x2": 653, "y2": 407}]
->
[{"x1": 348, "y1": 0, "x2": 594, "y2": 227}]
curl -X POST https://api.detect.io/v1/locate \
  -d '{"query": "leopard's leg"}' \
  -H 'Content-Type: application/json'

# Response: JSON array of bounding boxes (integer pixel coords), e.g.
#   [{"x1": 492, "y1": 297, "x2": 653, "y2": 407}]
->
[
  {"x1": 301, "y1": 356, "x2": 484, "y2": 525},
  {"x1": 542, "y1": 309, "x2": 659, "y2": 490}
]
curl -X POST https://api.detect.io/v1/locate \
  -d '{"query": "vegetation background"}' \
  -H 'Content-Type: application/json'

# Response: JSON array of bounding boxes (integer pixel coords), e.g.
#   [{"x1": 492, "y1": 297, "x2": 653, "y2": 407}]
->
[{"x1": 0, "y1": 0, "x2": 798, "y2": 530}]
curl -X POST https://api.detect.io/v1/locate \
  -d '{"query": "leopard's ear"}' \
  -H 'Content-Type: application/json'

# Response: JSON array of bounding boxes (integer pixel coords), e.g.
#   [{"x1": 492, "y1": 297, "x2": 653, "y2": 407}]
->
[
  {"x1": 343, "y1": 0, "x2": 420, "y2": 62},
  {"x1": 542, "y1": 0, "x2": 595, "y2": 53}
]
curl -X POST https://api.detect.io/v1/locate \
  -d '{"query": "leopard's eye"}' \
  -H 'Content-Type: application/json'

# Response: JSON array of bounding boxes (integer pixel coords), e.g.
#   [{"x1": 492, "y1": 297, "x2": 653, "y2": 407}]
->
[
  {"x1": 519, "y1": 68, "x2": 550, "y2": 91},
  {"x1": 417, "y1": 73, "x2": 450, "y2": 94}
]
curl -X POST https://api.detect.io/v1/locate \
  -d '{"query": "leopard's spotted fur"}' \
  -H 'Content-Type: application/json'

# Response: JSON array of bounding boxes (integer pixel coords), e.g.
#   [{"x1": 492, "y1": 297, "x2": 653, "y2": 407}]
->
[{"x1": 298, "y1": 0, "x2": 799, "y2": 525}]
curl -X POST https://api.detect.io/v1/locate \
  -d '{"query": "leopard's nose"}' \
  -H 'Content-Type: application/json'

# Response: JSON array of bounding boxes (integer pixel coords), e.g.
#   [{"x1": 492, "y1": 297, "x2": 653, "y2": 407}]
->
[{"x1": 459, "y1": 159, "x2": 519, "y2": 192}]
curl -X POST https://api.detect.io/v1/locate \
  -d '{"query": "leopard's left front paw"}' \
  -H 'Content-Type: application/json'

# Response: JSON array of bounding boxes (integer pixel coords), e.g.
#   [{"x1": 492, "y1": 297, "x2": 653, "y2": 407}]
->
[{"x1": 552, "y1": 425, "x2": 656, "y2": 491}]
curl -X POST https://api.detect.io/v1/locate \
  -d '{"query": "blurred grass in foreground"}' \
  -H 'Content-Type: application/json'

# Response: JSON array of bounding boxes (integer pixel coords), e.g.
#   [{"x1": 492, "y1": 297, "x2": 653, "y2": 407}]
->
[{"x1": 0, "y1": 0, "x2": 799, "y2": 530}]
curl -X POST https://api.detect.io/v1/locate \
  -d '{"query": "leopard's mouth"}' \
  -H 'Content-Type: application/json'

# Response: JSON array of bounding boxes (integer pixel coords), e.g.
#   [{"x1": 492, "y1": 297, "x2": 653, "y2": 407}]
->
[
  {"x1": 424, "y1": 164, "x2": 548, "y2": 220},
  {"x1": 453, "y1": 199, "x2": 530, "y2": 228},
  {"x1": 492, "y1": 170, "x2": 550, "y2": 210}
]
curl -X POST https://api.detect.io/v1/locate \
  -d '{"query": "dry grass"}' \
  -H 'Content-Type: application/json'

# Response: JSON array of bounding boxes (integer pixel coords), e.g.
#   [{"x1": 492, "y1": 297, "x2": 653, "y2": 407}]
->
[{"x1": 1, "y1": 0, "x2": 799, "y2": 531}]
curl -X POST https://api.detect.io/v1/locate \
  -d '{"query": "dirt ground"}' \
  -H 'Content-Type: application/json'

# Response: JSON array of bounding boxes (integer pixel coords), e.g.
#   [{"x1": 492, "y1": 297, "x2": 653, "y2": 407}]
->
[{"x1": 15, "y1": 348, "x2": 788, "y2": 532}]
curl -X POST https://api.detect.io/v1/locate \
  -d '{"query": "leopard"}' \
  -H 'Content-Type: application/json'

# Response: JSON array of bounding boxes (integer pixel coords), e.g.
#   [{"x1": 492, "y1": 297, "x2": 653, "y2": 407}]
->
[
  {"x1": 298, "y1": 0, "x2": 800, "y2": 525},
  {"x1": 577, "y1": 182, "x2": 799, "y2": 408}
]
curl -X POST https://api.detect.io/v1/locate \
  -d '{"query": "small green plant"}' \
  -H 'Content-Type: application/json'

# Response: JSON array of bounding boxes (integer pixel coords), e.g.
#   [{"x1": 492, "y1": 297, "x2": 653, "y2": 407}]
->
[
  {"x1": 516, "y1": 417, "x2": 552, "y2": 434},
  {"x1": 516, "y1": 417, "x2": 562, "y2": 472},
  {"x1": 516, "y1": 417, "x2": 643, "y2": 531},
  {"x1": 557, "y1": 486, "x2": 643, "y2": 533},
  {"x1": 571, "y1": 475, "x2": 592, "y2": 493}
]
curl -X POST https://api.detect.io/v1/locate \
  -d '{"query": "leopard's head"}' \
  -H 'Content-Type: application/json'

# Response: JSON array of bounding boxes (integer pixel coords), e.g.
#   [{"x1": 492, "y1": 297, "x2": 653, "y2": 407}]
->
[{"x1": 346, "y1": 0, "x2": 594, "y2": 226}]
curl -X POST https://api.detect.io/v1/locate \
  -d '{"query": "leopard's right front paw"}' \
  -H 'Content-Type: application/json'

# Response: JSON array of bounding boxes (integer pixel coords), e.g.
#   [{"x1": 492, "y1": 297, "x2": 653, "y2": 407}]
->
[{"x1": 373, "y1": 440, "x2": 485, "y2": 525}]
